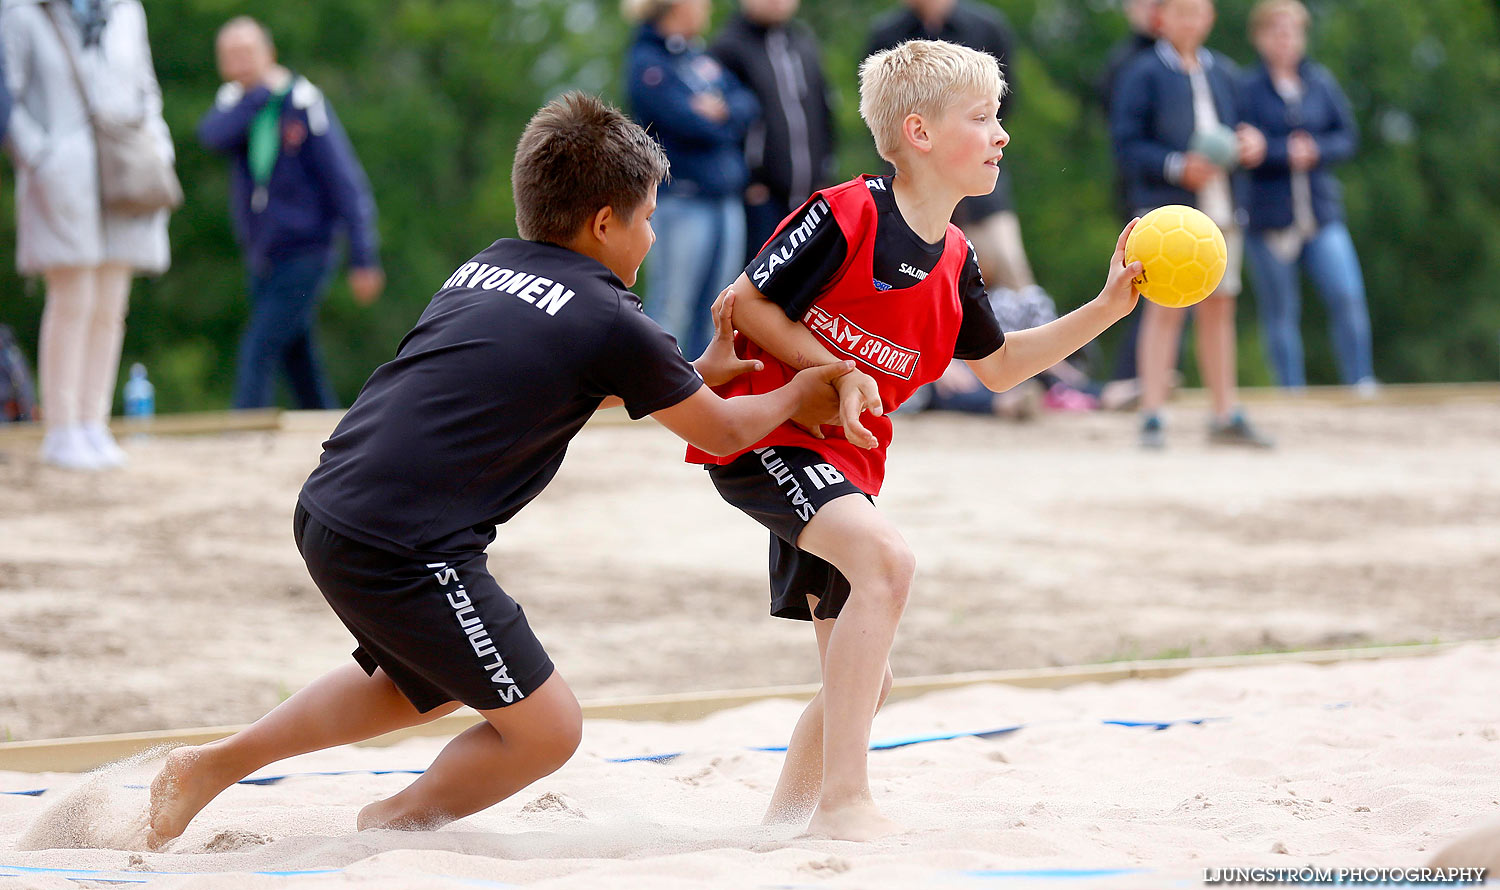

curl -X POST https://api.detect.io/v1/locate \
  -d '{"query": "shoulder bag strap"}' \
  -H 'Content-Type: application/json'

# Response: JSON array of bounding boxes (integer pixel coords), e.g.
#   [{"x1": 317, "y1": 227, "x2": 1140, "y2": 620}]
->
[{"x1": 43, "y1": 2, "x2": 100, "y2": 128}]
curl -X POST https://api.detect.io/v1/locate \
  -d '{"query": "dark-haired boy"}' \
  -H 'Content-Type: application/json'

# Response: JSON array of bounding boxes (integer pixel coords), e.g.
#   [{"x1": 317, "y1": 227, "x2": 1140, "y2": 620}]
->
[{"x1": 144, "y1": 92, "x2": 849, "y2": 848}]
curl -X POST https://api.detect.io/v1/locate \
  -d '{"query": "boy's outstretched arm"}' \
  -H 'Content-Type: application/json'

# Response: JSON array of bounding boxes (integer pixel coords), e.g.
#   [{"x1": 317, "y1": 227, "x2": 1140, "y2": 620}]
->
[
  {"x1": 727, "y1": 274, "x2": 883, "y2": 449},
  {"x1": 652, "y1": 360, "x2": 852, "y2": 457},
  {"x1": 967, "y1": 220, "x2": 1144, "y2": 393}
]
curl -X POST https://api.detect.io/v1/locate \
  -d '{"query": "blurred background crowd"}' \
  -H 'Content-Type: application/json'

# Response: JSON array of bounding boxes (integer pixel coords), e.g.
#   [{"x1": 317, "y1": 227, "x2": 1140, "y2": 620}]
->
[{"x1": 1, "y1": 0, "x2": 1497, "y2": 469}]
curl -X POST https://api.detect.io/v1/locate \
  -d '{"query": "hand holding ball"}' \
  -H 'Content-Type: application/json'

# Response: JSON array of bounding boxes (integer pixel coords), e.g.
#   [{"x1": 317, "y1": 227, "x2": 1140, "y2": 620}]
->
[{"x1": 1124, "y1": 206, "x2": 1228, "y2": 308}]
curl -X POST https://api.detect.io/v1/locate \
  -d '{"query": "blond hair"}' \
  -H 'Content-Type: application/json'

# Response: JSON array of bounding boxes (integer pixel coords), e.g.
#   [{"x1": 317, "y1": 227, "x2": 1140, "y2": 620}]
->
[
  {"x1": 1249, "y1": 0, "x2": 1309, "y2": 35},
  {"x1": 858, "y1": 40, "x2": 1007, "y2": 164}
]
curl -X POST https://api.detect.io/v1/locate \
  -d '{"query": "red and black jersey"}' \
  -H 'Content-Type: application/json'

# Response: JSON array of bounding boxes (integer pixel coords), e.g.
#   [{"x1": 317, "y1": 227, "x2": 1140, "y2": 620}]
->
[{"x1": 685, "y1": 175, "x2": 1004, "y2": 494}]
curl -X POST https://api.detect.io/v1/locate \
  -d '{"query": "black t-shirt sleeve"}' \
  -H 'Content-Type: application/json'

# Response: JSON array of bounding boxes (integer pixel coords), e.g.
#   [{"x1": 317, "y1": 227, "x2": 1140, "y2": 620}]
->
[
  {"x1": 746, "y1": 198, "x2": 849, "y2": 322},
  {"x1": 590, "y1": 300, "x2": 704, "y2": 419},
  {"x1": 953, "y1": 245, "x2": 1006, "y2": 360}
]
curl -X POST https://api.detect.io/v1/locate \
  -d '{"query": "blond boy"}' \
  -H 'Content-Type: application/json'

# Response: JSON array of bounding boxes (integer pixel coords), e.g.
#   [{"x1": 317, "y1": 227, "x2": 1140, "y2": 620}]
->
[{"x1": 686, "y1": 40, "x2": 1144, "y2": 839}]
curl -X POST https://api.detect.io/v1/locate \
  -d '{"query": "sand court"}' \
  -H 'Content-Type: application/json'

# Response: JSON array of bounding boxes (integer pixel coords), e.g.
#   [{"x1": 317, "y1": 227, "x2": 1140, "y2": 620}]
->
[
  {"x1": 3, "y1": 643, "x2": 1500, "y2": 887},
  {"x1": 3, "y1": 394, "x2": 1499, "y2": 884}
]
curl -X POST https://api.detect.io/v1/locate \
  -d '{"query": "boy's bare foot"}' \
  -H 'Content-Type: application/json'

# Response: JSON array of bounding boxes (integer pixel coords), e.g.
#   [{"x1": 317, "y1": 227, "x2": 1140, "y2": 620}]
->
[
  {"x1": 805, "y1": 797, "x2": 903, "y2": 841},
  {"x1": 357, "y1": 797, "x2": 451, "y2": 832},
  {"x1": 146, "y1": 746, "x2": 240, "y2": 850},
  {"x1": 762, "y1": 799, "x2": 815, "y2": 826}
]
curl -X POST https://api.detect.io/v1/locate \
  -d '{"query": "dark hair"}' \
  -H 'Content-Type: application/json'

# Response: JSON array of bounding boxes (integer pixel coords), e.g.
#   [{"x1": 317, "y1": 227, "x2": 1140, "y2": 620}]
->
[{"x1": 511, "y1": 92, "x2": 669, "y2": 244}]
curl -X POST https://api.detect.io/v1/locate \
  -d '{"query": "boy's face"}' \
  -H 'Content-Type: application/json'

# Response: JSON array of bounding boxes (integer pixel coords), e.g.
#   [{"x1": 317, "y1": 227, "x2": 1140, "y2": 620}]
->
[
  {"x1": 1158, "y1": 0, "x2": 1215, "y2": 51},
  {"x1": 925, "y1": 92, "x2": 1009, "y2": 198},
  {"x1": 603, "y1": 184, "x2": 658, "y2": 288}
]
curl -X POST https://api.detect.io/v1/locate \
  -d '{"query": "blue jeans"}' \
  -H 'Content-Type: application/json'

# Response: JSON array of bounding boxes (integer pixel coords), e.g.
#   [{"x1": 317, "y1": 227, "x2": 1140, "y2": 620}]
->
[
  {"x1": 1245, "y1": 222, "x2": 1374, "y2": 388},
  {"x1": 232, "y1": 249, "x2": 338, "y2": 410},
  {"x1": 645, "y1": 193, "x2": 746, "y2": 358}
]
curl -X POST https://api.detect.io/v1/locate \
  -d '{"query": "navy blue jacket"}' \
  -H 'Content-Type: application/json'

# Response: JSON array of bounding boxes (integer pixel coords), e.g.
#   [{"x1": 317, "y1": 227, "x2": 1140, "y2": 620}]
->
[
  {"x1": 626, "y1": 24, "x2": 759, "y2": 199},
  {"x1": 1110, "y1": 42, "x2": 1249, "y2": 219},
  {"x1": 198, "y1": 75, "x2": 379, "y2": 273},
  {"x1": 0, "y1": 40, "x2": 11, "y2": 146},
  {"x1": 1239, "y1": 60, "x2": 1357, "y2": 231}
]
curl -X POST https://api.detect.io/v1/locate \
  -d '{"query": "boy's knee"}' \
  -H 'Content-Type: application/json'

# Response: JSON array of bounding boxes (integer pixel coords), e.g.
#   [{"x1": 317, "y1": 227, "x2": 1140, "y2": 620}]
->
[
  {"x1": 531, "y1": 699, "x2": 583, "y2": 770},
  {"x1": 871, "y1": 538, "x2": 916, "y2": 601}
]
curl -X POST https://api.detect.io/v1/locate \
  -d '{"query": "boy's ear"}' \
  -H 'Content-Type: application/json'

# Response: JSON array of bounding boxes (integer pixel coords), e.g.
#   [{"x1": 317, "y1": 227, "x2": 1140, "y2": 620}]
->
[
  {"x1": 902, "y1": 112, "x2": 933, "y2": 155},
  {"x1": 587, "y1": 205, "x2": 616, "y2": 243}
]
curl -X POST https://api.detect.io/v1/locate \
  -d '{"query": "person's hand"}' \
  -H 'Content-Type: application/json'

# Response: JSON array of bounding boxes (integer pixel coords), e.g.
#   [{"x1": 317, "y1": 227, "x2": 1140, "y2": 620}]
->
[
  {"x1": 1288, "y1": 130, "x2": 1320, "y2": 171},
  {"x1": 933, "y1": 360, "x2": 981, "y2": 397},
  {"x1": 690, "y1": 91, "x2": 730, "y2": 123},
  {"x1": 348, "y1": 267, "x2": 385, "y2": 306},
  {"x1": 1099, "y1": 217, "x2": 1145, "y2": 318},
  {"x1": 694, "y1": 289, "x2": 763, "y2": 388},
  {"x1": 262, "y1": 65, "x2": 292, "y2": 92},
  {"x1": 1236, "y1": 123, "x2": 1268, "y2": 169},
  {"x1": 1179, "y1": 152, "x2": 1219, "y2": 191},
  {"x1": 789, "y1": 361, "x2": 852, "y2": 436},
  {"x1": 833, "y1": 368, "x2": 883, "y2": 450}
]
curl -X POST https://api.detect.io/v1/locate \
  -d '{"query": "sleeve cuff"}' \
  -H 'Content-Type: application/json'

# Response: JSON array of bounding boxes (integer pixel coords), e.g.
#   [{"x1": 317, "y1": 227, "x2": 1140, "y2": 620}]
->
[
  {"x1": 1164, "y1": 152, "x2": 1185, "y2": 185},
  {"x1": 624, "y1": 377, "x2": 704, "y2": 420}
]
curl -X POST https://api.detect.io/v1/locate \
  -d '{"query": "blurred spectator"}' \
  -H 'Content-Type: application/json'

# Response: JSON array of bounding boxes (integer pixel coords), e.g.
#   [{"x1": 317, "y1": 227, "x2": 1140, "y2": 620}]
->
[
  {"x1": 200, "y1": 17, "x2": 383, "y2": 412},
  {"x1": 624, "y1": 0, "x2": 759, "y2": 358},
  {"x1": 1240, "y1": 0, "x2": 1375, "y2": 392},
  {"x1": 3, "y1": 0, "x2": 175, "y2": 470},
  {"x1": 710, "y1": 0, "x2": 836, "y2": 264},
  {"x1": 1097, "y1": 0, "x2": 1162, "y2": 394},
  {"x1": 867, "y1": 0, "x2": 1035, "y2": 296},
  {"x1": 1111, "y1": 0, "x2": 1273, "y2": 449},
  {"x1": 0, "y1": 39, "x2": 10, "y2": 145}
]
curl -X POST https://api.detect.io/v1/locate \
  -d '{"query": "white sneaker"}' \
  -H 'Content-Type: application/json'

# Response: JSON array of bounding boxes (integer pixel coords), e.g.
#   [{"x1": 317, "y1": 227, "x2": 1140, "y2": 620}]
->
[
  {"x1": 40, "y1": 426, "x2": 105, "y2": 471},
  {"x1": 82, "y1": 423, "x2": 127, "y2": 467}
]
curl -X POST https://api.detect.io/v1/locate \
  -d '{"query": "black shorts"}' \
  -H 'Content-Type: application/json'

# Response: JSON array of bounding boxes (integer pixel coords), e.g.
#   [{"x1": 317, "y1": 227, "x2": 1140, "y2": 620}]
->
[
  {"x1": 707, "y1": 446, "x2": 870, "y2": 622},
  {"x1": 293, "y1": 502, "x2": 554, "y2": 712},
  {"x1": 952, "y1": 167, "x2": 1014, "y2": 225}
]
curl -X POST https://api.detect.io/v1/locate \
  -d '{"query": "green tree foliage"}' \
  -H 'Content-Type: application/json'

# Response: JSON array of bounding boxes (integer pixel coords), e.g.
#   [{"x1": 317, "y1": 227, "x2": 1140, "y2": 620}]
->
[{"x1": 1, "y1": 0, "x2": 1495, "y2": 411}]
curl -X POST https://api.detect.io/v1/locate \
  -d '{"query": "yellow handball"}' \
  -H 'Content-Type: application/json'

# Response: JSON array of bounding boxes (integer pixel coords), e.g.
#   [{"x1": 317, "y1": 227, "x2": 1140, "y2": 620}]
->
[{"x1": 1124, "y1": 205, "x2": 1228, "y2": 308}]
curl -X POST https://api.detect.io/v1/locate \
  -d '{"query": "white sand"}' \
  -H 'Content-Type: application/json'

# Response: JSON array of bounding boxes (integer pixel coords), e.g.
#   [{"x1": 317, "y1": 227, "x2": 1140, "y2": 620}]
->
[
  {"x1": 3, "y1": 643, "x2": 1499, "y2": 888},
  {"x1": 2, "y1": 399, "x2": 1498, "y2": 742},
  {"x1": 2, "y1": 397, "x2": 1499, "y2": 885}
]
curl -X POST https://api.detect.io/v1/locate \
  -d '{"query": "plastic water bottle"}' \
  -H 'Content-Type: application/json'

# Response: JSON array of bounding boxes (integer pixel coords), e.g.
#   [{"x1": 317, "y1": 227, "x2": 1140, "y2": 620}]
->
[{"x1": 123, "y1": 363, "x2": 154, "y2": 435}]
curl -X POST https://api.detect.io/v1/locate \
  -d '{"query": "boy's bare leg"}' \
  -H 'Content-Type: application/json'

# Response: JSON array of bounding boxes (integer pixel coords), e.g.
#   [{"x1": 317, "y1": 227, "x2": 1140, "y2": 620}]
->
[
  {"x1": 763, "y1": 604, "x2": 893, "y2": 825},
  {"x1": 357, "y1": 671, "x2": 581, "y2": 831},
  {"x1": 1193, "y1": 293, "x2": 1238, "y2": 419},
  {"x1": 147, "y1": 663, "x2": 461, "y2": 849},
  {"x1": 1137, "y1": 300, "x2": 1189, "y2": 417},
  {"x1": 790, "y1": 496, "x2": 915, "y2": 841}
]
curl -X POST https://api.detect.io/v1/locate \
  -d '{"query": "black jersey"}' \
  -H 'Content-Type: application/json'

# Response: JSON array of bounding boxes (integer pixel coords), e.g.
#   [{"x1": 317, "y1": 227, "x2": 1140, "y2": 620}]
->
[
  {"x1": 746, "y1": 176, "x2": 1005, "y2": 361},
  {"x1": 300, "y1": 239, "x2": 704, "y2": 558}
]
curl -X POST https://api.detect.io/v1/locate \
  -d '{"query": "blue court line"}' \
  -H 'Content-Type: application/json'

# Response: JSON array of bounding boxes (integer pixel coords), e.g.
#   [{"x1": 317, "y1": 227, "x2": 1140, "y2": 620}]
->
[
  {"x1": 0, "y1": 861, "x2": 1154, "y2": 886},
  {"x1": 0, "y1": 863, "x2": 343, "y2": 883},
  {"x1": 0, "y1": 863, "x2": 518, "y2": 886},
  {"x1": 964, "y1": 868, "x2": 1151, "y2": 879},
  {"x1": 3, "y1": 705, "x2": 1352, "y2": 795}
]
